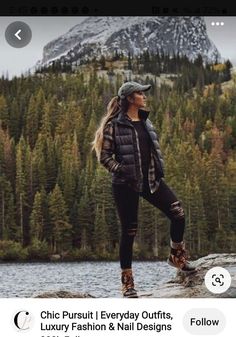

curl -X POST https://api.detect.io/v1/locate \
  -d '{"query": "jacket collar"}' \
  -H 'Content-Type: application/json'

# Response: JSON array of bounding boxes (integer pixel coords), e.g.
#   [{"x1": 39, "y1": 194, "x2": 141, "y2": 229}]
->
[{"x1": 117, "y1": 109, "x2": 150, "y2": 125}]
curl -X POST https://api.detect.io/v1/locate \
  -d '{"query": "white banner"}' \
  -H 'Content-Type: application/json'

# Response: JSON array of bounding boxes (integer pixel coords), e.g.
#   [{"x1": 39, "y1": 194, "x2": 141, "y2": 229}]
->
[{"x1": 0, "y1": 298, "x2": 234, "y2": 336}]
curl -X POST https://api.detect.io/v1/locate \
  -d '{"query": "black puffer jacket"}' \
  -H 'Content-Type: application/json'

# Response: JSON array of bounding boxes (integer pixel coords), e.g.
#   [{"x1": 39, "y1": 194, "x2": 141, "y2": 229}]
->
[{"x1": 100, "y1": 109, "x2": 164, "y2": 193}]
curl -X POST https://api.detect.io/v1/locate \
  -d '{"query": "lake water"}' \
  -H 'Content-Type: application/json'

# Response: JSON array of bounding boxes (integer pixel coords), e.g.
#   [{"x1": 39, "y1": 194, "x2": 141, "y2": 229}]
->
[{"x1": 0, "y1": 261, "x2": 176, "y2": 298}]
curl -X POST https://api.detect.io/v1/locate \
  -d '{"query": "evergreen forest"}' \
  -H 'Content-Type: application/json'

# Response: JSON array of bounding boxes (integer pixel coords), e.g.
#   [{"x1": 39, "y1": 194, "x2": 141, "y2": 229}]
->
[{"x1": 0, "y1": 53, "x2": 236, "y2": 261}]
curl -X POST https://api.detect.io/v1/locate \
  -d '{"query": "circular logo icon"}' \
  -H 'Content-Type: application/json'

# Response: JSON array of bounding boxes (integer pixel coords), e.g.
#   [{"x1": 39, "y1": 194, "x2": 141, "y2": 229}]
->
[
  {"x1": 204, "y1": 267, "x2": 231, "y2": 294},
  {"x1": 13, "y1": 310, "x2": 34, "y2": 332},
  {"x1": 5, "y1": 21, "x2": 32, "y2": 48}
]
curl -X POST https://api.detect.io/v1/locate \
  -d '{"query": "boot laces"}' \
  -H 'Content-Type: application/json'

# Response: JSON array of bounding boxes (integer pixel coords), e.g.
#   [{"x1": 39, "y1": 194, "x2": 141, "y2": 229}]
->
[
  {"x1": 122, "y1": 272, "x2": 134, "y2": 289},
  {"x1": 174, "y1": 248, "x2": 189, "y2": 267}
]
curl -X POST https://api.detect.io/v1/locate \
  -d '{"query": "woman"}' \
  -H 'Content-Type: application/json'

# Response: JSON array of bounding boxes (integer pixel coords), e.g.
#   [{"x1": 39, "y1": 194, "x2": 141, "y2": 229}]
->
[{"x1": 92, "y1": 81, "x2": 196, "y2": 298}]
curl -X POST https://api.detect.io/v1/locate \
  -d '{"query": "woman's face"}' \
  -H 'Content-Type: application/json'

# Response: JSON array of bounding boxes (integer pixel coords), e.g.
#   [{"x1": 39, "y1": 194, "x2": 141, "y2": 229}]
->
[{"x1": 128, "y1": 91, "x2": 147, "y2": 108}]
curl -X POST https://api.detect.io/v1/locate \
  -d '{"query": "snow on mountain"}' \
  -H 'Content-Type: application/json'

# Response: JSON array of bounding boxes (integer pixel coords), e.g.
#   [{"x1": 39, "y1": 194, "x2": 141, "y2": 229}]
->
[{"x1": 39, "y1": 16, "x2": 221, "y2": 66}]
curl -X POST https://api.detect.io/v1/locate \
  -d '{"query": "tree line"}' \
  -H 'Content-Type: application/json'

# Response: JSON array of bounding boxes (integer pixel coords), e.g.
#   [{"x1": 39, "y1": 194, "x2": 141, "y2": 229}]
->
[{"x1": 36, "y1": 51, "x2": 232, "y2": 89}]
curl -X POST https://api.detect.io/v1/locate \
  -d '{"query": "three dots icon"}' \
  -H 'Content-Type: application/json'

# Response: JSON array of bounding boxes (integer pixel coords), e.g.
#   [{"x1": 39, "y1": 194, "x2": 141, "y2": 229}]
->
[{"x1": 211, "y1": 22, "x2": 224, "y2": 26}]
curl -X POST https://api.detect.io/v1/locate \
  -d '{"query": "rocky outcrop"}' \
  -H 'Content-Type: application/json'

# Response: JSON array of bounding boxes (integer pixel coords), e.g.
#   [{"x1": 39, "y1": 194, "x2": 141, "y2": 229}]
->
[
  {"x1": 152, "y1": 254, "x2": 236, "y2": 298},
  {"x1": 34, "y1": 254, "x2": 236, "y2": 298}
]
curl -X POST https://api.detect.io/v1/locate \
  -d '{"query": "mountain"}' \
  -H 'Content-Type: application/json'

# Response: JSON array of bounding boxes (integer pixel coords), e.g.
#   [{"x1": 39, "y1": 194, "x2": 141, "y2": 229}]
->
[{"x1": 39, "y1": 16, "x2": 221, "y2": 66}]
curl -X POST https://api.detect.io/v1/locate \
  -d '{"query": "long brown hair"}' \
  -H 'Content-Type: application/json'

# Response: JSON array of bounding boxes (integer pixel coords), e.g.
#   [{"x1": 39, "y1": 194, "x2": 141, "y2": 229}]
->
[{"x1": 91, "y1": 95, "x2": 129, "y2": 161}]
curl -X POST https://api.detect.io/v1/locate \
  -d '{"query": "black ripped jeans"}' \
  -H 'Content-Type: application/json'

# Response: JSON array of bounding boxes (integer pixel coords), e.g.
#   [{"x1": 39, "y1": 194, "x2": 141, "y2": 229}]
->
[{"x1": 112, "y1": 178, "x2": 185, "y2": 269}]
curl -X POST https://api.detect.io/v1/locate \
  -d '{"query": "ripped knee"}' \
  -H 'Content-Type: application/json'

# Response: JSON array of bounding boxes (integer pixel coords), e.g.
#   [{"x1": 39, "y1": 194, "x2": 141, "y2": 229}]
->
[
  {"x1": 127, "y1": 228, "x2": 137, "y2": 237},
  {"x1": 170, "y1": 201, "x2": 185, "y2": 219}
]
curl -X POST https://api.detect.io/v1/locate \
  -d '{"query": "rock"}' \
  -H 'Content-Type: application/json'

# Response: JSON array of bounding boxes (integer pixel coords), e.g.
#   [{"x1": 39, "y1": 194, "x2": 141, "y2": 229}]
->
[
  {"x1": 152, "y1": 253, "x2": 236, "y2": 298},
  {"x1": 50, "y1": 254, "x2": 61, "y2": 261},
  {"x1": 35, "y1": 290, "x2": 95, "y2": 298}
]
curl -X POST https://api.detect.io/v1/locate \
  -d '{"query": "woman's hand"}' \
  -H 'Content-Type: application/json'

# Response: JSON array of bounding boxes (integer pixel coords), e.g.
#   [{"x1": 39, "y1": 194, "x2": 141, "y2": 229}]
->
[
  {"x1": 119, "y1": 164, "x2": 130, "y2": 177},
  {"x1": 116, "y1": 160, "x2": 129, "y2": 177}
]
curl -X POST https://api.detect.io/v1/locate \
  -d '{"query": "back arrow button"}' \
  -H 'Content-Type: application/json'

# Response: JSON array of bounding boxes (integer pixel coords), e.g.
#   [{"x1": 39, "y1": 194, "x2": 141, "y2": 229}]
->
[{"x1": 5, "y1": 21, "x2": 32, "y2": 48}]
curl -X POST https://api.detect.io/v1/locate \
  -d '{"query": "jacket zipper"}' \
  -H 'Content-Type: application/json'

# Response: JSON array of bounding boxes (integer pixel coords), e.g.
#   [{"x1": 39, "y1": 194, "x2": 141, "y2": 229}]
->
[{"x1": 132, "y1": 127, "x2": 143, "y2": 188}]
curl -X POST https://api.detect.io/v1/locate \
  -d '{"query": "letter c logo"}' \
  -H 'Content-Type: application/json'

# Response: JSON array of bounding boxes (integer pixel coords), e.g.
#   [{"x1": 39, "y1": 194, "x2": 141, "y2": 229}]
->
[{"x1": 14, "y1": 311, "x2": 32, "y2": 331}]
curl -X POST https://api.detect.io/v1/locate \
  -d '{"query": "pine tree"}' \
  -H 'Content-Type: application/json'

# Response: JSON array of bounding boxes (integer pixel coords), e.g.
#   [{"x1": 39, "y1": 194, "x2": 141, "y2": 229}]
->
[
  {"x1": 32, "y1": 133, "x2": 47, "y2": 192},
  {"x1": 202, "y1": 135, "x2": 227, "y2": 250},
  {"x1": 0, "y1": 175, "x2": 16, "y2": 240},
  {"x1": 25, "y1": 95, "x2": 39, "y2": 149},
  {"x1": 48, "y1": 184, "x2": 71, "y2": 253},
  {"x1": 226, "y1": 158, "x2": 236, "y2": 234},
  {"x1": 30, "y1": 191, "x2": 44, "y2": 241},
  {"x1": 83, "y1": 109, "x2": 98, "y2": 164},
  {"x1": 58, "y1": 132, "x2": 79, "y2": 213},
  {"x1": 0, "y1": 95, "x2": 8, "y2": 130},
  {"x1": 77, "y1": 184, "x2": 93, "y2": 250},
  {"x1": 224, "y1": 60, "x2": 232, "y2": 81},
  {"x1": 15, "y1": 136, "x2": 28, "y2": 245},
  {"x1": 90, "y1": 165, "x2": 112, "y2": 254},
  {"x1": 100, "y1": 55, "x2": 106, "y2": 70},
  {"x1": 39, "y1": 106, "x2": 57, "y2": 192},
  {"x1": 0, "y1": 126, "x2": 15, "y2": 190},
  {"x1": 93, "y1": 203, "x2": 109, "y2": 255}
]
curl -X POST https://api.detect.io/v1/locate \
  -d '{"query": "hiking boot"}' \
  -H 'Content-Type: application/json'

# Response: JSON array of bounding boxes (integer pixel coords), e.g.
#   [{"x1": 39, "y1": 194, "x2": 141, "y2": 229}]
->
[
  {"x1": 121, "y1": 269, "x2": 138, "y2": 298},
  {"x1": 167, "y1": 241, "x2": 197, "y2": 274}
]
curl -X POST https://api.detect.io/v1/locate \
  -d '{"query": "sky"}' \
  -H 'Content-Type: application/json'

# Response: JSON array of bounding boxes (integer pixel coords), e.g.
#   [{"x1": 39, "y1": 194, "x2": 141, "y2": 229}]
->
[{"x1": 0, "y1": 16, "x2": 236, "y2": 78}]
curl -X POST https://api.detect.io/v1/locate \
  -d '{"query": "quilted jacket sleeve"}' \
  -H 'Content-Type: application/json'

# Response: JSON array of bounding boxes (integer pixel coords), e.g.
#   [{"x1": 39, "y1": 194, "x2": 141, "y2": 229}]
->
[{"x1": 100, "y1": 121, "x2": 123, "y2": 173}]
